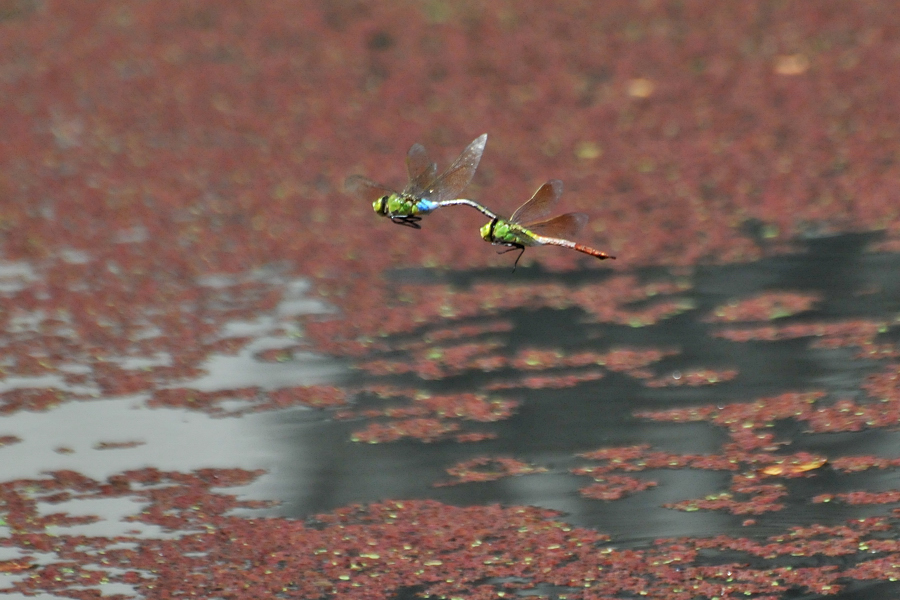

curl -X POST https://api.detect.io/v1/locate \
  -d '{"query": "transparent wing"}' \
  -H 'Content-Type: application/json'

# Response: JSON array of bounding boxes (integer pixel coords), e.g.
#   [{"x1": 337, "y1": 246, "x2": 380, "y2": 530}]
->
[
  {"x1": 523, "y1": 212, "x2": 588, "y2": 242},
  {"x1": 510, "y1": 179, "x2": 563, "y2": 225},
  {"x1": 420, "y1": 133, "x2": 487, "y2": 203},
  {"x1": 344, "y1": 175, "x2": 396, "y2": 202},
  {"x1": 404, "y1": 143, "x2": 438, "y2": 197}
]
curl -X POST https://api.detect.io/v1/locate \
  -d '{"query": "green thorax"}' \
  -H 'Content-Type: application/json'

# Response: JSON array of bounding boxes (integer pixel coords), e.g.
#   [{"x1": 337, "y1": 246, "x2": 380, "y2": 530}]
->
[
  {"x1": 481, "y1": 219, "x2": 537, "y2": 246},
  {"x1": 373, "y1": 193, "x2": 422, "y2": 217}
]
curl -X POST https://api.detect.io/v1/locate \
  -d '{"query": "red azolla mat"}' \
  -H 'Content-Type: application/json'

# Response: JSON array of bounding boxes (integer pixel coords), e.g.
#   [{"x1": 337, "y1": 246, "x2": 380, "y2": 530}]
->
[
  {"x1": 2, "y1": 467, "x2": 900, "y2": 599},
  {"x1": 3, "y1": 3, "x2": 900, "y2": 599}
]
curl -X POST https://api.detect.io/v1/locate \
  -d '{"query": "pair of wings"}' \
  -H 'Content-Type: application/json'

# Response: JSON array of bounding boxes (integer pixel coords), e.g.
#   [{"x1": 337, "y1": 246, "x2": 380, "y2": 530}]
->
[
  {"x1": 346, "y1": 134, "x2": 587, "y2": 242},
  {"x1": 345, "y1": 134, "x2": 487, "y2": 204},
  {"x1": 510, "y1": 179, "x2": 588, "y2": 242}
]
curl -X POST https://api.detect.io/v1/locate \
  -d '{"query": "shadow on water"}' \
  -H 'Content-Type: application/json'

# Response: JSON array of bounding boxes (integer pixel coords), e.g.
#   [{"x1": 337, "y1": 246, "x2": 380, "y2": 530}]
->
[{"x1": 276, "y1": 232, "x2": 900, "y2": 545}]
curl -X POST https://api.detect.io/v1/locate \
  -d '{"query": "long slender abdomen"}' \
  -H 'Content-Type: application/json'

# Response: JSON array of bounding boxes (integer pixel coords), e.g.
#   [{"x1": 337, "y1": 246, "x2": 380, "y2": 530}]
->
[
  {"x1": 533, "y1": 234, "x2": 615, "y2": 259},
  {"x1": 437, "y1": 199, "x2": 499, "y2": 219},
  {"x1": 573, "y1": 243, "x2": 615, "y2": 259}
]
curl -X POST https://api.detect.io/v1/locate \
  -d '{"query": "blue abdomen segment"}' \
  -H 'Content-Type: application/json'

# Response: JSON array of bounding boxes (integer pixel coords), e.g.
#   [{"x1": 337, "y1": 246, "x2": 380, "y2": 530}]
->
[{"x1": 415, "y1": 199, "x2": 439, "y2": 213}]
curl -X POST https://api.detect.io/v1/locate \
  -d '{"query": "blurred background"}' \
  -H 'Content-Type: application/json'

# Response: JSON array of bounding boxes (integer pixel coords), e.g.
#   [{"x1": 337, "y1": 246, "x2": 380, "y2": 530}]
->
[{"x1": 2, "y1": 2, "x2": 900, "y2": 599}]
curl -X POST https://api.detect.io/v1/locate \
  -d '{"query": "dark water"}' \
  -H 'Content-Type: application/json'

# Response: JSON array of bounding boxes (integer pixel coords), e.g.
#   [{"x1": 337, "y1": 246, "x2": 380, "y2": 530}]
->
[{"x1": 274, "y1": 232, "x2": 900, "y2": 553}]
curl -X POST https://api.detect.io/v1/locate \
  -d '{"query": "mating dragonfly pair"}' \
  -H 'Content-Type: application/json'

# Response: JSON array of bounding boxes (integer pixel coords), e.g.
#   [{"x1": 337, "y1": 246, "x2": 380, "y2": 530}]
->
[{"x1": 345, "y1": 134, "x2": 615, "y2": 269}]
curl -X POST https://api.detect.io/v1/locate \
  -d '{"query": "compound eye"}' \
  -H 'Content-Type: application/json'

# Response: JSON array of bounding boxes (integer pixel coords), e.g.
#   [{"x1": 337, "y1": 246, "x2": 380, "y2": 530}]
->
[{"x1": 373, "y1": 196, "x2": 390, "y2": 214}]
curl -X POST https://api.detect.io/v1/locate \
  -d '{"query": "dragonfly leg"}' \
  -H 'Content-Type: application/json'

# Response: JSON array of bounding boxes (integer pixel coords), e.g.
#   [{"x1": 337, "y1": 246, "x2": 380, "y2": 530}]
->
[
  {"x1": 391, "y1": 215, "x2": 422, "y2": 229},
  {"x1": 495, "y1": 243, "x2": 526, "y2": 272}
]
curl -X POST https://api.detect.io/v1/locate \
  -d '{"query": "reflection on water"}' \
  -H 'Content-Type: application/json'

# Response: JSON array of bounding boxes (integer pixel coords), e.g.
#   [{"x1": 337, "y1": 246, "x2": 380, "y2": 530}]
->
[
  {"x1": 0, "y1": 397, "x2": 279, "y2": 483},
  {"x1": 275, "y1": 232, "x2": 900, "y2": 544},
  {"x1": 2, "y1": 234, "x2": 899, "y2": 598},
  {"x1": 0, "y1": 397, "x2": 285, "y2": 598},
  {"x1": 0, "y1": 274, "x2": 346, "y2": 599}
]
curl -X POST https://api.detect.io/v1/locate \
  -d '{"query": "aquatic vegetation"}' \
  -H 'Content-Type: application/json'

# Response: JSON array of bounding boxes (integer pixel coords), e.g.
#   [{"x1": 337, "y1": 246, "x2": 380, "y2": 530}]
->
[
  {"x1": 350, "y1": 418, "x2": 460, "y2": 444},
  {"x1": 436, "y1": 456, "x2": 548, "y2": 486},
  {"x1": 342, "y1": 392, "x2": 517, "y2": 444},
  {"x1": 815, "y1": 491, "x2": 900, "y2": 505},
  {"x1": 705, "y1": 292, "x2": 821, "y2": 322},
  {"x1": 6, "y1": 467, "x2": 900, "y2": 599},
  {"x1": 0, "y1": 435, "x2": 22, "y2": 447},
  {"x1": 93, "y1": 440, "x2": 145, "y2": 450},
  {"x1": 485, "y1": 369, "x2": 606, "y2": 390},
  {"x1": 148, "y1": 384, "x2": 347, "y2": 415},
  {"x1": 644, "y1": 367, "x2": 738, "y2": 387},
  {"x1": 713, "y1": 319, "x2": 888, "y2": 353},
  {"x1": 578, "y1": 474, "x2": 658, "y2": 501},
  {"x1": 4, "y1": 2, "x2": 900, "y2": 599}
]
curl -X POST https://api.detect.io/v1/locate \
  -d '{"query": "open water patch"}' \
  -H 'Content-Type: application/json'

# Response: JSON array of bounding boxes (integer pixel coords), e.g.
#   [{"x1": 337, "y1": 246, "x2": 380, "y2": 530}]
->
[{"x1": 276, "y1": 232, "x2": 900, "y2": 545}]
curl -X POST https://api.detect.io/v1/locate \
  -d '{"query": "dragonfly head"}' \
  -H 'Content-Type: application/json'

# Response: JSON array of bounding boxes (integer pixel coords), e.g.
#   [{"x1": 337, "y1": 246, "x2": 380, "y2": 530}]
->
[
  {"x1": 372, "y1": 195, "x2": 391, "y2": 216},
  {"x1": 480, "y1": 221, "x2": 494, "y2": 241}
]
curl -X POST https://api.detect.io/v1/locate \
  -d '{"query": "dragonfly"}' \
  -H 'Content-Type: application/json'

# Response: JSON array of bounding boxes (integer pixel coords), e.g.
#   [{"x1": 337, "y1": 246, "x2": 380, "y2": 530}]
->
[
  {"x1": 345, "y1": 134, "x2": 496, "y2": 229},
  {"x1": 480, "y1": 179, "x2": 615, "y2": 270}
]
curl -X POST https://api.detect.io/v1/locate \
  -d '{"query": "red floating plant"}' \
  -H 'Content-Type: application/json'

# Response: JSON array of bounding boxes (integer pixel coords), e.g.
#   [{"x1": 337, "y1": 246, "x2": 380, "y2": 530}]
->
[{"x1": 436, "y1": 456, "x2": 548, "y2": 486}]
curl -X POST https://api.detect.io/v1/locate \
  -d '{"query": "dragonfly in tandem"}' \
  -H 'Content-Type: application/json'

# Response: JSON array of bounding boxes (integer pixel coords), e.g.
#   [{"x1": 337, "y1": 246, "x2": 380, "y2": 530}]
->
[
  {"x1": 345, "y1": 134, "x2": 496, "y2": 229},
  {"x1": 481, "y1": 179, "x2": 615, "y2": 270}
]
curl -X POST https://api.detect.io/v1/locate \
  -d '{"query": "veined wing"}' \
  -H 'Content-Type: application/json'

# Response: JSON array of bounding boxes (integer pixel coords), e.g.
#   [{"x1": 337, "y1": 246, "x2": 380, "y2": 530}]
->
[
  {"x1": 404, "y1": 143, "x2": 438, "y2": 197},
  {"x1": 420, "y1": 133, "x2": 487, "y2": 203},
  {"x1": 345, "y1": 175, "x2": 396, "y2": 202},
  {"x1": 523, "y1": 212, "x2": 588, "y2": 242},
  {"x1": 509, "y1": 179, "x2": 563, "y2": 225}
]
